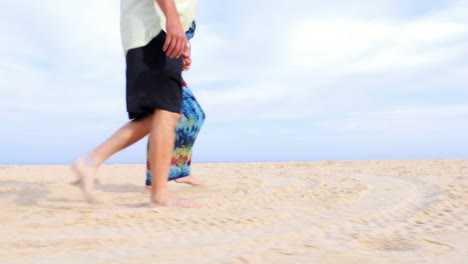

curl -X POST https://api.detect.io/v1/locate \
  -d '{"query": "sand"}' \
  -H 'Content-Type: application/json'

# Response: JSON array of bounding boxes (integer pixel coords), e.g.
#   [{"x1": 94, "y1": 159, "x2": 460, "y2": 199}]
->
[{"x1": 0, "y1": 160, "x2": 467, "y2": 263}]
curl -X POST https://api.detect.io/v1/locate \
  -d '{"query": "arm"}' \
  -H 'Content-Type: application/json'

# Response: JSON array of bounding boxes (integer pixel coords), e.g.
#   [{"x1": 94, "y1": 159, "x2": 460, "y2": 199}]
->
[{"x1": 155, "y1": 0, "x2": 187, "y2": 59}]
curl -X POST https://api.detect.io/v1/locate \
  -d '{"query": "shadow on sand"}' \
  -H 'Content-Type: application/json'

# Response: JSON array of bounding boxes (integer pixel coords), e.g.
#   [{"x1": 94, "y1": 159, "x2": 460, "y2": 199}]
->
[{"x1": 0, "y1": 180, "x2": 145, "y2": 207}]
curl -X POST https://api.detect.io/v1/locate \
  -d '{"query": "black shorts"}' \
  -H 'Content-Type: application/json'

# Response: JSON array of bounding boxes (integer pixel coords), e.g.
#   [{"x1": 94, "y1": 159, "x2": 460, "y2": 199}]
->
[{"x1": 125, "y1": 31, "x2": 183, "y2": 120}]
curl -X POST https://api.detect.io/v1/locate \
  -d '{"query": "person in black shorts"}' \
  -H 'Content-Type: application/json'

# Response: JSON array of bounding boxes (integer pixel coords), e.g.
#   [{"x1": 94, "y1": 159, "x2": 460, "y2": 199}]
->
[{"x1": 72, "y1": 0, "x2": 202, "y2": 208}]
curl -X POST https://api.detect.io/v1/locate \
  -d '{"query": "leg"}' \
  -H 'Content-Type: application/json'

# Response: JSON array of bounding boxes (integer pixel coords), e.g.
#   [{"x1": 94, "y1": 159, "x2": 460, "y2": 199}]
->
[
  {"x1": 145, "y1": 87, "x2": 206, "y2": 188},
  {"x1": 72, "y1": 115, "x2": 152, "y2": 203},
  {"x1": 172, "y1": 87, "x2": 206, "y2": 186},
  {"x1": 148, "y1": 109, "x2": 201, "y2": 207}
]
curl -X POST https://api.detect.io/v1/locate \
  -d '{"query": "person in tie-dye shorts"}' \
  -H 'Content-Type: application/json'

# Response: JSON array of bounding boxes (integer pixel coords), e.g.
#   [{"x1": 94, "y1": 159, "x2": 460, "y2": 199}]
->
[{"x1": 144, "y1": 20, "x2": 206, "y2": 192}]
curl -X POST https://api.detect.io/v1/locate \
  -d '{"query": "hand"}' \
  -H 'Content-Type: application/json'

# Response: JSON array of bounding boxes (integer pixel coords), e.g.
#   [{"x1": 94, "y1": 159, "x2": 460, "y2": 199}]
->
[
  {"x1": 182, "y1": 46, "x2": 192, "y2": 71},
  {"x1": 163, "y1": 17, "x2": 188, "y2": 59}
]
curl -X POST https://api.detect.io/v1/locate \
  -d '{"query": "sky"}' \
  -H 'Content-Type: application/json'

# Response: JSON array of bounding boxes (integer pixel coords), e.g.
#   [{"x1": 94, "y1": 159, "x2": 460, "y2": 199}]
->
[{"x1": 1, "y1": 0, "x2": 467, "y2": 165}]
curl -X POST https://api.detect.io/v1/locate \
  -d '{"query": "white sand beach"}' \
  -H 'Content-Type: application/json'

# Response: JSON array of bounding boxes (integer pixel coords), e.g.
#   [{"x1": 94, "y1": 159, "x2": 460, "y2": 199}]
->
[{"x1": 0, "y1": 160, "x2": 467, "y2": 263}]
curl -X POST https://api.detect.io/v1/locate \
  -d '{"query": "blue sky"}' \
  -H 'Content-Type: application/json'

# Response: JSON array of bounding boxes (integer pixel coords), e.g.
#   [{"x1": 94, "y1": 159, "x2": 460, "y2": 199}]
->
[{"x1": 1, "y1": 0, "x2": 467, "y2": 165}]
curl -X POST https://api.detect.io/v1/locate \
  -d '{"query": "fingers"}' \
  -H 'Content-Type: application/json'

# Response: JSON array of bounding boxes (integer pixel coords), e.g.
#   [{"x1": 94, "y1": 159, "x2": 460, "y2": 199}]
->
[
  {"x1": 182, "y1": 42, "x2": 192, "y2": 71},
  {"x1": 182, "y1": 59, "x2": 191, "y2": 71},
  {"x1": 163, "y1": 34, "x2": 171, "y2": 53},
  {"x1": 163, "y1": 34, "x2": 187, "y2": 59},
  {"x1": 178, "y1": 39, "x2": 186, "y2": 58},
  {"x1": 165, "y1": 37, "x2": 177, "y2": 58},
  {"x1": 182, "y1": 46, "x2": 191, "y2": 58},
  {"x1": 171, "y1": 38, "x2": 186, "y2": 58},
  {"x1": 182, "y1": 60, "x2": 191, "y2": 71}
]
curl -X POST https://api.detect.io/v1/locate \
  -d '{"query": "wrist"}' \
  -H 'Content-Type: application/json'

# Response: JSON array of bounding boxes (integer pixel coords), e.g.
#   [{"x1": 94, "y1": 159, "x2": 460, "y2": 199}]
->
[{"x1": 166, "y1": 12, "x2": 181, "y2": 24}]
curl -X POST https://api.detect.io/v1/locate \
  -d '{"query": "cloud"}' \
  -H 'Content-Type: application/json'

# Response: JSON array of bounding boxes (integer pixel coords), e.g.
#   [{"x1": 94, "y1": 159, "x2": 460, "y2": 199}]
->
[
  {"x1": 1, "y1": 0, "x2": 467, "y2": 164},
  {"x1": 316, "y1": 104, "x2": 468, "y2": 136},
  {"x1": 0, "y1": 1, "x2": 125, "y2": 123},
  {"x1": 187, "y1": 0, "x2": 468, "y2": 126},
  {"x1": 290, "y1": 19, "x2": 466, "y2": 73}
]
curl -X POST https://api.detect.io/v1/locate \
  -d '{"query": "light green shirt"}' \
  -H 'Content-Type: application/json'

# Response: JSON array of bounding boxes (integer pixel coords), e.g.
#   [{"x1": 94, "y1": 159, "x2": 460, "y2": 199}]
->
[{"x1": 120, "y1": 0, "x2": 197, "y2": 54}]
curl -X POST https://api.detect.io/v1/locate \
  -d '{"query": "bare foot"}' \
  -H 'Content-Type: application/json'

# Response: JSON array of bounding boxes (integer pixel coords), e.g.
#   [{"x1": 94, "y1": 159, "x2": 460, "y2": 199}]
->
[
  {"x1": 143, "y1": 175, "x2": 203, "y2": 193},
  {"x1": 175, "y1": 175, "x2": 204, "y2": 186},
  {"x1": 71, "y1": 156, "x2": 98, "y2": 203},
  {"x1": 149, "y1": 193, "x2": 203, "y2": 208}
]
